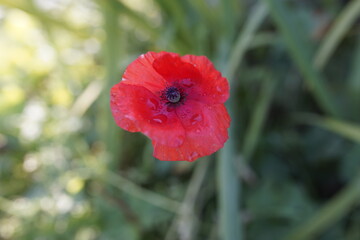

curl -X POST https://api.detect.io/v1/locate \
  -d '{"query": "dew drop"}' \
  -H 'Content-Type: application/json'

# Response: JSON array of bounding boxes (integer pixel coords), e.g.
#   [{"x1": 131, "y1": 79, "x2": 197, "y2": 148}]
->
[
  {"x1": 190, "y1": 152, "x2": 199, "y2": 160},
  {"x1": 121, "y1": 118, "x2": 132, "y2": 129},
  {"x1": 182, "y1": 79, "x2": 195, "y2": 88},
  {"x1": 174, "y1": 135, "x2": 185, "y2": 146},
  {"x1": 195, "y1": 128, "x2": 201, "y2": 133},
  {"x1": 122, "y1": 122, "x2": 130, "y2": 129},
  {"x1": 150, "y1": 114, "x2": 167, "y2": 124},
  {"x1": 146, "y1": 98, "x2": 159, "y2": 111},
  {"x1": 216, "y1": 85, "x2": 225, "y2": 93},
  {"x1": 190, "y1": 114, "x2": 203, "y2": 125}
]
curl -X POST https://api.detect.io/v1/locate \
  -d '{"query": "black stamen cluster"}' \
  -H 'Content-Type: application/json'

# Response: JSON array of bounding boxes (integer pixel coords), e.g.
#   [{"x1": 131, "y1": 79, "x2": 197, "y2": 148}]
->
[{"x1": 161, "y1": 85, "x2": 186, "y2": 107}]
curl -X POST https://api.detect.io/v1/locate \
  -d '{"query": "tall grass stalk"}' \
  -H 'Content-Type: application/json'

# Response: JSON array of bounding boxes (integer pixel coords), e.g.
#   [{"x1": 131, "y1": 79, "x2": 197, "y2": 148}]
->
[
  {"x1": 218, "y1": 3, "x2": 268, "y2": 240},
  {"x1": 98, "y1": 0, "x2": 123, "y2": 166}
]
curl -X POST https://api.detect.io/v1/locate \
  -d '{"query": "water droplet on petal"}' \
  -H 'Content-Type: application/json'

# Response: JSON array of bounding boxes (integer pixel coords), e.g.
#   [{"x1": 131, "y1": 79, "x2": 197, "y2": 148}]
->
[
  {"x1": 190, "y1": 152, "x2": 199, "y2": 160},
  {"x1": 174, "y1": 135, "x2": 185, "y2": 146},
  {"x1": 122, "y1": 122, "x2": 130, "y2": 129},
  {"x1": 216, "y1": 85, "x2": 225, "y2": 93},
  {"x1": 150, "y1": 114, "x2": 167, "y2": 124},
  {"x1": 147, "y1": 98, "x2": 159, "y2": 111},
  {"x1": 195, "y1": 128, "x2": 201, "y2": 133},
  {"x1": 182, "y1": 79, "x2": 195, "y2": 88},
  {"x1": 190, "y1": 114, "x2": 203, "y2": 125}
]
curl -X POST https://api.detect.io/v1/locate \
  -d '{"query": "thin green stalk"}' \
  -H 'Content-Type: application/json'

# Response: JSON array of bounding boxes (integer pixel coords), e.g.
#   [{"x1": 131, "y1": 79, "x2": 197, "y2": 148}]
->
[
  {"x1": 297, "y1": 114, "x2": 360, "y2": 144},
  {"x1": 218, "y1": 3, "x2": 268, "y2": 240},
  {"x1": 218, "y1": 123, "x2": 241, "y2": 240},
  {"x1": 283, "y1": 169, "x2": 360, "y2": 240},
  {"x1": 242, "y1": 76, "x2": 277, "y2": 162},
  {"x1": 348, "y1": 36, "x2": 360, "y2": 120},
  {"x1": 98, "y1": 0, "x2": 123, "y2": 167},
  {"x1": 314, "y1": 0, "x2": 360, "y2": 70},
  {"x1": 349, "y1": 35, "x2": 360, "y2": 91},
  {"x1": 220, "y1": 0, "x2": 238, "y2": 40},
  {"x1": 264, "y1": 0, "x2": 339, "y2": 117},
  {"x1": 249, "y1": 32, "x2": 280, "y2": 49},
  {"x1": 225, "y1": 3, "x2": 268, "y2": 81},
  {"x1": 103, "y1": 170, "x2": 181, "y2": 214},
  {"x1": 165, "y1": 160, "x2": 210, "y2": 240}
]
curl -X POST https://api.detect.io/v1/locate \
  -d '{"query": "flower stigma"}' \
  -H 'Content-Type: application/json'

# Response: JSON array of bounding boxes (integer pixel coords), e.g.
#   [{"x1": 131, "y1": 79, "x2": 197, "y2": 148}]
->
[{"x1": 165, "y1": 86, "x2": 181, "y2": 103}]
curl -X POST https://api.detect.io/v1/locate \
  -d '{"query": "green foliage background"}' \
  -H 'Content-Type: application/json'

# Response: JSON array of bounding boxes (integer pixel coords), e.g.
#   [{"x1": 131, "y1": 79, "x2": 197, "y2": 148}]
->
[{"x1": 0, "y1": 0, "x2": 360, "y2": 239}]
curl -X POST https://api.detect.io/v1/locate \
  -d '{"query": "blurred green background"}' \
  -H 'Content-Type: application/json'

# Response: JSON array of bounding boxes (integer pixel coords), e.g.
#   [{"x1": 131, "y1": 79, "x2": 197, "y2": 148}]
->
[{"x1": 0, "y1": 0, "x2": 360, "y2": 239}]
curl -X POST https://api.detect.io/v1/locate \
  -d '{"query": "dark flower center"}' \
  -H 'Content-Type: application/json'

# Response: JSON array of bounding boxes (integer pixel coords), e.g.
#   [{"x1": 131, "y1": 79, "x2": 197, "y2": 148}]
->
[{"x1": 165, "y1": 86, "x2": 181, "y2": 103}]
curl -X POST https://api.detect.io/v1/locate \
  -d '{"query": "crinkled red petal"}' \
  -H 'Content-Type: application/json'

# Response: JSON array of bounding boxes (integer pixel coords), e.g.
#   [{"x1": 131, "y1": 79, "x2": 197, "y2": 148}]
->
[
  {"x1": 121, "y1": 52, "x2": 172, "y2": 93},
  {"x1": 181, "y1": 55, "x2": 229, "y2": 104},
  {"x1": 152, "y1": 101, "x2": 230, "y2": 161},
  {"x1": 152, "y1": 53, "x2": 202, "y2": 84},
  {"x1": 110, "y1": 82, "x2": 186, "y2": 147}
]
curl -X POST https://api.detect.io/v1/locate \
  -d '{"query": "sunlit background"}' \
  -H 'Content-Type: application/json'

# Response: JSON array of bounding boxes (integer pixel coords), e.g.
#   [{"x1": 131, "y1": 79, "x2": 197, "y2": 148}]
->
[{"x1": 1, "y1": 0, "x2": 360, "y2": 239}]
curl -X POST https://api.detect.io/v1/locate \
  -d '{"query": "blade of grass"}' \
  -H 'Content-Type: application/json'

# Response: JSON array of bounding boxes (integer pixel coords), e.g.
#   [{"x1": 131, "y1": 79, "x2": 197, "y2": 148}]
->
[
  {"x1": 97, "y1": 0, "x2": 123, "y2": 167},
  {"x1": 165, "y1": 160, "x2": 210, "y2": 240},
  {"x1": 314, "y1": 0, "x2": 360, "y2": 70},
  {"x1": 297, "y1": 114, "x2": 360, "y2": 144},
  {"x1": 218, "y1": 130, "x2": 241, "y2": 240},
  {"x1": 217, "y1": 0, "x2": 243, "y2": 62},
  {"x1": 283, "y1": 169, "x2": 360, "y2": 240},
  {"x1": 249, "y1": 32, "x2": 280, "y2": 50},
  {"x1": 220, "y1": 0, "x2": 238, "y2": 40},
  {"x1": 348, "y1": 36, "x2": 360, "y2": 120},
  {"x1": 242, "y1": 76, "x2": 278, "y2": 163},
  {"x1": 103, "y1": 170, "x2": 181, "y2": 214},
  {"x1": 218, "y1": 3, "x2": 268, "y2": 240},
  {"x1": 70, "y1": 80, "x2": 103, "y2": 117},
  {"x1": 264, "y1": 0, "x2": 339, "y2": 117},
  {"x1": 349, "y1": 35, "x2": 360, "y2": 91},
  {"x1": 225, "y1": 3, "x2": 268, "y2": 81}
]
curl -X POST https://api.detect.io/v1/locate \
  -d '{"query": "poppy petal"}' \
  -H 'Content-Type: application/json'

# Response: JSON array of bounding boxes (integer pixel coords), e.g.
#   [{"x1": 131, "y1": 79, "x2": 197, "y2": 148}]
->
[
  {"x1": 152, "y1": 101, "x2": 230, "y2": 161},
  {"x1": 181, "y1": 55, "x2": 229, "y2": 104},
  {"x1": 121, "y1": 52, "x2": 170, "y2": 93},
  {"x1": 152, "y1": 53, "x2": 202, "y2": 83},
  {"x1": 110, "y1": 83, "x2": 186, "y2": 147}
]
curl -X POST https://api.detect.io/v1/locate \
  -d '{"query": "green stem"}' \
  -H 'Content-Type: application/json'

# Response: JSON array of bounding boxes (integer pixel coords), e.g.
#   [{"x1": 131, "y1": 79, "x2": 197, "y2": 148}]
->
[
  {"x1": 218, "y1": 3, "x2": 268, "y2": 240},
  {"x1": 98, "y1": 0, "x2": 123, "y2": 167},
  {"x1": 225, "y1": 3, "x2": 268, "y2": 81},
  {"x1": 242, "y1": 76, "x2": 277, "y2": 162}
]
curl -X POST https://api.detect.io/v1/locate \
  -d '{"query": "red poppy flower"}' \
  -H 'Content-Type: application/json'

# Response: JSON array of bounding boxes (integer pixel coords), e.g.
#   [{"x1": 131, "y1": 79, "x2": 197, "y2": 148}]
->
[{"x1": 110, "y1": 52, "x2": 230, "y2": 161}]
